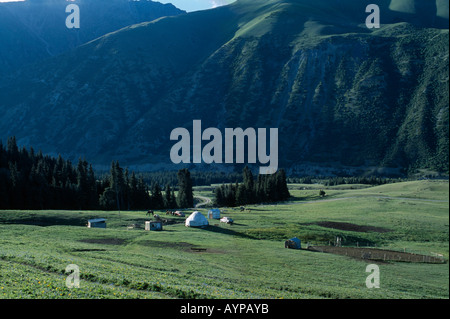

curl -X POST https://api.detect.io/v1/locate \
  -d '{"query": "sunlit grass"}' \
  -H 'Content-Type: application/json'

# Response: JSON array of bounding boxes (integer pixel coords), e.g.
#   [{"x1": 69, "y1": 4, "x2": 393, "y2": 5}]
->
[{"x1": 0, "y1": 180, "x2": 448, "y2": 299}]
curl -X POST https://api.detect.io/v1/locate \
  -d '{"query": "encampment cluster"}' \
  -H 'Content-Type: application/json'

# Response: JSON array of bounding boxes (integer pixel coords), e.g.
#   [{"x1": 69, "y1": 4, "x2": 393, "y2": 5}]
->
[{"x1": 87, "y1": 208, "x2": 234, "y2": 231}]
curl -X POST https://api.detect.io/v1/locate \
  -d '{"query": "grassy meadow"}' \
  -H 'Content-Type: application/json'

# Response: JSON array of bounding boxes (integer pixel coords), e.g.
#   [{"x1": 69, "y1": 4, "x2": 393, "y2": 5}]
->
[{"x1": 0, "y1": 180, "x2": 448, "y2": 299}]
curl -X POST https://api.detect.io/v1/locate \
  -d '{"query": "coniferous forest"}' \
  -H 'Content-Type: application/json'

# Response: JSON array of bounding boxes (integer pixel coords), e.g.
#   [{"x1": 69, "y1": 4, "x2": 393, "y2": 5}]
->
[
  {"x1": 214, "y1": 167, "x2": 291, "y2": 207},
  {"x1": 1, "y1": 137, "x2": 293, "y2": 211},
  {"x1": 0, "y1": 137, "x2": 191, "y2": 210}
]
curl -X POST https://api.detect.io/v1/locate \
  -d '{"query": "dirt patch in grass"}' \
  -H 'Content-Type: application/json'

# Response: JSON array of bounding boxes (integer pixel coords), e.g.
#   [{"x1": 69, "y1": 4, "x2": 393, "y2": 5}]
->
[
  {"x1": 308, "y1": 246, "x2": 446, "y2": 264},
  {"x1": 79, "y1": 238, "x2": 127, "y2": 245},
  {"x1": 139, "y1": 240, "x2": 195, "y2": 249},
  {"x1": 310, "y1": 221, "x2": 391, "y2": 233},
  {"x1": 138, "y1": 240, "x2": 222, "y2": 253}
]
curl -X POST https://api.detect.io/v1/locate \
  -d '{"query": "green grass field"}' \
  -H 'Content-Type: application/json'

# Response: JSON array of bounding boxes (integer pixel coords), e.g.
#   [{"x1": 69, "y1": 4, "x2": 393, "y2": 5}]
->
[{"x1": 0, "y1": 180, "x2": 448, "y2": 299}]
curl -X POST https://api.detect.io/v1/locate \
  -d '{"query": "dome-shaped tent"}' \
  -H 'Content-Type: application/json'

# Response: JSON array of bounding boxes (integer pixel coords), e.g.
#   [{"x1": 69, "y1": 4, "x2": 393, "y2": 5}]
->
[{"x1": 185, "y1": 211, "x2": 209, "y2": 228}]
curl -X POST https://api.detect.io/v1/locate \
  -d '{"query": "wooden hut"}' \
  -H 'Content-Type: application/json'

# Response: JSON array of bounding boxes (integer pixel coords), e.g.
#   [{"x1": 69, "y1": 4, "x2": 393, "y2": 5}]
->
[
  {"x1": 145, "y1": 221, "x2": 163, "y2": 231},
  {"x1": 207, "y1": 209, "x2": 221, "y2": 219},
  {"x1": 87, "y1": 218, "x2": 107, "y2": 228}
]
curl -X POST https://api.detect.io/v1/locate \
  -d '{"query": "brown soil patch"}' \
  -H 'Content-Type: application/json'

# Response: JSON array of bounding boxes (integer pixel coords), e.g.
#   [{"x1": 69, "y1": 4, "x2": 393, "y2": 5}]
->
[
  {"x1": 138, "y1": 240, "x2": 222, "y2": 254},
  {"x1": 308, "y1": 246, "x2": 445, "y2": 264},
  {"x1": 79, "y1": 238, "x2": 127, "y2": 245},
  {"x1": 139, "y1": 240, "x2": 195, "y2": 249},
  {"x1": 313, "y1": 221, "x2": 391, "y2": 233}
]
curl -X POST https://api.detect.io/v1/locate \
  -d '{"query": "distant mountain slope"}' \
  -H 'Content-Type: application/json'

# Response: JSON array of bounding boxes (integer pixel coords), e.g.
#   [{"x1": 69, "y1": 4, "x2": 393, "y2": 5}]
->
[
  {"x1": 0, "y1": 0, "x2": 185, "y2": 75},
  {"x1": 0, "y1": 0, "x2": 448, "y2": 175}
]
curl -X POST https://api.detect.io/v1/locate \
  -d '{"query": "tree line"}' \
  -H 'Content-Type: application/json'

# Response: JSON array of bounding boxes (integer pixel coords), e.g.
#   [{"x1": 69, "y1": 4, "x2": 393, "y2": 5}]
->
[
  {"x1": 0, "y1": 137, "x2": 193, "y2": 210},
  {"x1": 287, "y1": 175, "x2": 406, "y2": 186},
  {"x1": 98, "y1": 163, "x2": 193, "y2": 211},
  {"x1": 97, "y1": 170, "x2": 243, "y2": 188},
  {"x1": 214, "y1": 167, "x2": 290, "y2": 207}
]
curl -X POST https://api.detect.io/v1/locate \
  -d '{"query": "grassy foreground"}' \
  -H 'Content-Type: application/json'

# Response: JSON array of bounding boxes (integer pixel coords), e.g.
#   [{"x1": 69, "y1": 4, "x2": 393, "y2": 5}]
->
[{"x1": 0, "y1": 180, "x2": 448, "y2": 299}]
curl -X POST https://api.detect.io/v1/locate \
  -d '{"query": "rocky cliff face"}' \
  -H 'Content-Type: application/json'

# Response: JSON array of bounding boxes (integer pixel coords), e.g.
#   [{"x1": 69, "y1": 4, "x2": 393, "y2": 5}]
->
[{"x1": 0, "y1": 0, "x2": 448, "y2": 175}]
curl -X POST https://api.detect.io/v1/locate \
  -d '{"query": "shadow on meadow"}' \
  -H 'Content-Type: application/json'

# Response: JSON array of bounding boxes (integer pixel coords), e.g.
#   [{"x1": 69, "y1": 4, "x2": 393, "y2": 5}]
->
[
  {"x1": 0, "y1": 213, "x2": 88, "y2": 227},
  {"x1": 202, "y1": 224, "x2": 254, "y2": 239}
]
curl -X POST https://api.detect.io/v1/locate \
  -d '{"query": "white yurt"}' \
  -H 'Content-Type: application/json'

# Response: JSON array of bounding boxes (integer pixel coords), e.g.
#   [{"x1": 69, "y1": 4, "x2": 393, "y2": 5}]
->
[{"x1": 185, "y1": 211, "x2": 209, "y2": 228}]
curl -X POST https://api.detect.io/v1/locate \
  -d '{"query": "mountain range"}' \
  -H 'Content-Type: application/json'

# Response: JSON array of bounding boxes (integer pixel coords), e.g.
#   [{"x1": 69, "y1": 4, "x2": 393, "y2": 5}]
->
[
  {"x1": 0, "y1": 0, "x2": 448, "y2": 176},
  {"x1": 0, "y1": 0, "x2": 184, "y2": 75}
]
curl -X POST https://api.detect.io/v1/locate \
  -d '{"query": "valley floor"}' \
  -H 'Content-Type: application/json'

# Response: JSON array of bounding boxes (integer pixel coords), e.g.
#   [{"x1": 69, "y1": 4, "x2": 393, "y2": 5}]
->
[{"x1": 0, "y1": 180, "x2": 448, "y2": 299}]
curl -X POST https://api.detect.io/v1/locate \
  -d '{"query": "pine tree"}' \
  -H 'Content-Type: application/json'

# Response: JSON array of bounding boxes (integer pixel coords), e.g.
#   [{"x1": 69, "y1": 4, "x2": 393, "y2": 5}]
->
[
  {"x1": 0, "y1": 141, "x2": 6, "y2": 169},
  {"x1": 214, "y1": 186, "x2": 224, "y2": 207},
  {"x1": 76, "y1": 158, "x2": 89, "y2": 209},
  {"x1": 243, "y1": 166, "x2": 255, "y2": 204},
  {"x1": 7, "y1": 136, "x2": 19, "y2": 164},
  {"x1": 109, "y1": 161, "x2": 126, "y2": 211},
  {"x1": 52, "y1": 155, "x2": 64, "y2": 188},
  {"x1": 177, "y1": 169, "x2": 193, "y2": 208},
  {"x1": 129, "y1": 172, "x2": 138, "y2": 209},
  {"x1": 123, "y1": 168, "x2": 130, "y2": 210},
  {"x1": 235, "y1": 183, "x2": 247, "y2": 206},
  {"x1": 100, "y1": 161, "x2": 125, "y2": 211},
  {"x1": 276, "y1": 169, "x2": 290, "y2": 201},
  {"x1": 136, "y1": 175, "x2": 151, "y2": 209},
  {"x1": 99, "y1": 187, "x2": 117, "y2": 210},
  {"x1": 0, "y1": 140, "x2": 9, "y2": 208},
  {"x1": 87, "y1": 164, "x2": 98, "y2": 209},
  {"x1": 265, "y1": 174, "x2": 276, "y2": 202},
  {"x1": 8, "y1": 162, "x2": 22, "y2": 208},
  {"x1": 224, "y1": 183, "x2": 236, "y2": 207},
  {"x1": 0, "y1": 168, "x2": 9, "y2": 209},
  {"x1": 164, "y1": 184, "x2": 177, "y2": 209},
  {"x1": 151, "y1": 182, "x2": 164, "y2": 210}
]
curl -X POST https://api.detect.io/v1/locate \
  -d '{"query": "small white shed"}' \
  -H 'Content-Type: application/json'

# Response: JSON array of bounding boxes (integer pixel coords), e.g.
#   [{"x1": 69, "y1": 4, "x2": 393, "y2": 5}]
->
[
  {"x1": 87, "y1": 218, "x2": 107, "y2": 228},
  {"x1": 207, "y1": 209, "x2": 221, "y2": 219},
  {"x1": 145, "y1": 221, "x2": 163, "y2": 231}
]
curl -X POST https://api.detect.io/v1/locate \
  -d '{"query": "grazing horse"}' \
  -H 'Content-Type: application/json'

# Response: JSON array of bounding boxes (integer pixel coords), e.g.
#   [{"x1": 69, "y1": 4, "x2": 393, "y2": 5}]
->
[{"x1": 146, "y1": 210, "x2": 154, "y2": 217}]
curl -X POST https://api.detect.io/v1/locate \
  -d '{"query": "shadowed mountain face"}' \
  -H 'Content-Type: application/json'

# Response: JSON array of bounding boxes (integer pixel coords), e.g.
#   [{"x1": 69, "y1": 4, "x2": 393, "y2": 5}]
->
[
  {"x1": 0, "y1": 0, "x2": 448, "y2": 175},
  {"x1": 0, "y1": 0, "x2": 185, "y2": 75}
]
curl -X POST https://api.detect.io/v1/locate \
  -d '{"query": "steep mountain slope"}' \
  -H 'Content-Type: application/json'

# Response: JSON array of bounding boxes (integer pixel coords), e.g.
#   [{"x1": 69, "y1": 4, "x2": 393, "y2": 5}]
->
[
  {"x1": 0, "y1": 0, "x2": 185, "y2": 75},
  {"x1": 0, "y1": 0, "x2": 448, "y2": 175}
]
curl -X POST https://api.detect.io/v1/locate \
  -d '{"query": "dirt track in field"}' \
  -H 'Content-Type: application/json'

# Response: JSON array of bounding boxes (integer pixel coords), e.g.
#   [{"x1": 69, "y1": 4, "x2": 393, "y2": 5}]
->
[{"x1": 195, "y1": 196, "x2": 212, "y2": 208}]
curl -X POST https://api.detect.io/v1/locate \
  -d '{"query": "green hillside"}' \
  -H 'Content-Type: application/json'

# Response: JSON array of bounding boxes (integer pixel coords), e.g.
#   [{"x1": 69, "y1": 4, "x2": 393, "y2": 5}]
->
[
  {"x1": 0, "y1": 0, "x2": 185, "y2": 75},
  {"x1": 0, "y1": 0, "x2": 448, "y2": 174}
]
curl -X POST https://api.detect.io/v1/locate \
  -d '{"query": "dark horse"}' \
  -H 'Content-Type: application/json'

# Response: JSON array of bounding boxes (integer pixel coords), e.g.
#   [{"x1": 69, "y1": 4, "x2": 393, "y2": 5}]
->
[{"x1": 146, "y1": 210, "x2": 154, "y2": 217}]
